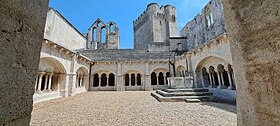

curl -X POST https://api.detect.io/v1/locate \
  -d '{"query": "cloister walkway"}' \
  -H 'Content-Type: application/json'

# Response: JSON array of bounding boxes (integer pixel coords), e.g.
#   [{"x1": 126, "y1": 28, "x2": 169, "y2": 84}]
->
[{"x1": 31, "y1": 91, "x2": 237, "y2": 126}]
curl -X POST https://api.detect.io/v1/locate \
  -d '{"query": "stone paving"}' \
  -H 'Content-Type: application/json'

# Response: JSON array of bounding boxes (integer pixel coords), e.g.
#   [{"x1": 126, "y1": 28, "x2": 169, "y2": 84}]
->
[{"x1": 31, "y1": 91, "x2": 237, "y2": 126}]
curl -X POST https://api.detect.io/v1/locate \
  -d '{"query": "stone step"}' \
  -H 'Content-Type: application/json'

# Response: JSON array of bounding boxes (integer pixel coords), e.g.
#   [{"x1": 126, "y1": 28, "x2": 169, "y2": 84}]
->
[
  {"x1": 151, "y1": 92, "x2": 213, "y2": 102},
  {"x1": 185, "y1": 99, "x2": 201, "y2": 103},
  {"x1": 156, "y1": 90, "x2": 213, "y2": 97},
  {"x1": 162, "y1": 88, "x2": 209, "y2": 93}
]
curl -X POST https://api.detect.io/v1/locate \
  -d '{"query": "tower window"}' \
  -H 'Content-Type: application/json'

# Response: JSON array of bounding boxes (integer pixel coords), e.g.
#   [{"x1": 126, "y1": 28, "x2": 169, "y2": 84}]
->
[{"x1": 206, "y1": 7, "x2": 214, "y2": 27}]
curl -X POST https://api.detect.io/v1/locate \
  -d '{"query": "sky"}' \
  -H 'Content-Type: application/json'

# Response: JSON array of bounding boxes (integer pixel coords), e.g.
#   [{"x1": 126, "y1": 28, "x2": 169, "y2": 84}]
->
[{"x1": 49, "y1": 0, "x2": 209, "y2": 49}]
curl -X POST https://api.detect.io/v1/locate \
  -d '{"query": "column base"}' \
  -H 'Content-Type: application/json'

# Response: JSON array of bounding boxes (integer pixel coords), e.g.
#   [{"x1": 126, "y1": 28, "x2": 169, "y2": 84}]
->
[
  {"x1": 218, "y1": 85, "x2": 227, "y2": 89},
  {"x1": 209, "y1": 85, "x2": 218, "y2": 88},
  {"x1": 227, "y1": 86, "x2": 235, "y2": 90}
]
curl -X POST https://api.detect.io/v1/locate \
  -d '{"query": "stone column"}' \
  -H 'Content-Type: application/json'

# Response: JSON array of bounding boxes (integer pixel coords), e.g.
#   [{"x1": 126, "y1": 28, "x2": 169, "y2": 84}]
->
[
  {"x1": 80, "y1": 76, "x2": 84, "y2": 87},
  {"x1": 71, "y1": 73, "x2": 77, "y2": 96},
  {"x1": 48, "y1": 73, "x2": 54, "y2": 92},
  {"x1": 217, "y1": 72, "x2": 222, "y2": 89},
  {"x1": 43, "y1": 74, "x2": 49, "y2": 91},
  {"x1": 163, "y1": 75, "x2": 166, "y2": 85},
  {"x1": 129, "y1": 74, "x2": 131, "y2": 86},
  {"x1": 208, "y1": 72, "x2": 213, "y2": 88},
  {"x1": 211, "y1": 73, "x2": 216, "y2": 86},
  {"x1": 227, "y1": 71, "x2": 234, "y2": 90},
  {"x1": 156, "y1": 75, "x2": 159, "y2": 85},
  {"x1": 220, "y1": 72, "x2": 225, "y2": 88},
  {"x1": 201, "y1": 72, "x2": 205, "y2": 88},
  {"x1": 106, "y1": 75, "x2": 109, "y2": 87},
  {"x1": 34, "y1": 74, "x2": 38, "y2": 92},
  {"x1": 99, "y1": 76, "x2": 101, "y2": 87},
  {"x1": 37, "y1": 72, "x2": 45, "y2": 94}
]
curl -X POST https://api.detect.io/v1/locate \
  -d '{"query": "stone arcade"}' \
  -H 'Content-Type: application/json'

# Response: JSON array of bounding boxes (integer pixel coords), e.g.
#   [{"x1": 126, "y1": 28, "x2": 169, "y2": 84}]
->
[
  {"x1": 1, "y1": 0, "x2": 279, "y2": 125},
  {"x1": 33, "y1": 1, "x2": 237, "y2": 103}
]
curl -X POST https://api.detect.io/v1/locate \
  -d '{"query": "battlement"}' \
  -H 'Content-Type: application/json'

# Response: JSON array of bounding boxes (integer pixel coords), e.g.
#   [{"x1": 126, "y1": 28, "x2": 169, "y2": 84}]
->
[{"x1": 133, "y1": 3, "x2": 176, "y2": 25}]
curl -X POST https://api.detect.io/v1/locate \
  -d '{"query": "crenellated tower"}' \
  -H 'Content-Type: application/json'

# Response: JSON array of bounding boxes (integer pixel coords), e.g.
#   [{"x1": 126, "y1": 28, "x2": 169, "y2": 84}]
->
[{"x1": 133, "y1": 3, "x2": 178, "y2": 50}]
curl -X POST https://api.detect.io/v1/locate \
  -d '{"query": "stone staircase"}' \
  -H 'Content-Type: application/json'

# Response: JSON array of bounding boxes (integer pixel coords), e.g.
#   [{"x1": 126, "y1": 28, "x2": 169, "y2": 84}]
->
[{"x1": 151, "y1": 88, "x2": 213, "y2": 103}]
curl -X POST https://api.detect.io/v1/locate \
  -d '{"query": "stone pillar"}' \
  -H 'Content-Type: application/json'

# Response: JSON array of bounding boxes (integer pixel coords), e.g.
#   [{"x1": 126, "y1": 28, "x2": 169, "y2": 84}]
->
[
  {"x1": 217, "y1": 72, "x2": 222, "y2": 89},
  {"x1": 43, "y1": 74, "x2": 49, "y2": 91},
  {"x1": 221, "y1": 0, "x2": 280, "y2": 125},
  {"x1": 71, "y1": 74, "x2": 77, "y2": 96},
  {"x1": 37, "y1": 72, "x2": 45, "y2": 94},
  {"x1": 80, "y1": 76, "x2": 83, "y2": 87},
  {"x1": 163, "y1": 75, "x2": 166, "y2": 85},
  {"x1": 0, "y1": 1, "x2": 49, "y2": 125},
  {"x1": 156, "y1": 75, "x2": 159, "y2": 85},
  {"x1": 211, "y1": 73, "x2": 216, "y2": 86},
  {"x1": 99, "y1": 76, "x2": 102, "y2": 87},
  {"x1": 208, "y1": 73, "x2": 213, "y2": 88},
  {"x1": 48, "y1": 73, "x2": 54, "y2": 92},
  {"x1": 201, "y1": 72, "x2": 205, "y2": 88},
  {"x1": 106, "y1": 75, "x2": 109, "y2": 87},
  {"x1": 34, "y1": 74, "x2": 38, "y2": 92},
  {"x1": 144, "y1": 63, "x2": 152, "y2": 91},
  {"x1": 227, "y1": 71, "x2": 234, "y2": 90},
  {"x1": 87, "y1": 27, "x2": 93, "y2": 49},
  {"x1": 129, "y1": 74, "x2": 131, "y2": 86}
]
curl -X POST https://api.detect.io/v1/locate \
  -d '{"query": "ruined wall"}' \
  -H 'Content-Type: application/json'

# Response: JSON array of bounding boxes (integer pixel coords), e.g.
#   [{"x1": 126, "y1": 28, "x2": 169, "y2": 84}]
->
[
  {"x1": 180, "y1": 0, "x2": 226, "y2": 51},
  {"x1": 44, "y1": 9, "x2": 86, "y2": 51},
  {"x1": 221, "y1": 0, "x2": 280, "y2": 125},
  {"x1": 87, "y1": 19, "x2": 120, "y2": 50},
  {"x1": 0, "y1": 0, "x2": 49, "y2": 125}
]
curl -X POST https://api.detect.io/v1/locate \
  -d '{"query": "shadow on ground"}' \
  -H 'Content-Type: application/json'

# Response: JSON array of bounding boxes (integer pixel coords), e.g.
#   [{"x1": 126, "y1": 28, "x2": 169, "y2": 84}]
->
[{"x1": 201, "y1": 101, "x2": 237, "y2": 114}]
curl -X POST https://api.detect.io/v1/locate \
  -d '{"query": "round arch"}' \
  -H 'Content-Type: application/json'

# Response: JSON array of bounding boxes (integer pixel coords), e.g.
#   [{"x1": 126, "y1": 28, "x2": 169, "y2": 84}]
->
[{"x1": 39, "y1": 57, "x2": 67, "y2": 74}]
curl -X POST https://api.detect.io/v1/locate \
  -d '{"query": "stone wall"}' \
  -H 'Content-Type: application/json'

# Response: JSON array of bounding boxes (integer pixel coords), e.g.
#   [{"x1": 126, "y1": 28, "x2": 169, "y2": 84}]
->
[
  {"x1": 0, "y1": 0, "x2": 49, "y2": 125},
  {"x1": 44, "y1": 8, "x2": 86, "y2": 51},
  {"x1": 80, "y1": 49, "x2": 171, "y2": 62},
  {"x1": 221, "y1": 0, "x2": 280, "y2": 125},
  {"x1": 180, "y1": 0, "x2": 226, "y2": 51},
  {"x1": 133, "y1": 3, "x2": 178, "y2": 50}
]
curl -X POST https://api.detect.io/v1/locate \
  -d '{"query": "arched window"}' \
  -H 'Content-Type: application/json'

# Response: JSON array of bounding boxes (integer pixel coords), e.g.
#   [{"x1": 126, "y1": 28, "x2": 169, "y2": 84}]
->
[
  {"x1": 137, "y1": 74, "x2": 141, "y2": 86},
  {"x1": 109, "y1": 73, "x2": 115, "y2": 86},
  {"x1": 206, "y1": 7, "x2": 214, "y2": 27},
  {"x1": 93, "y1": 74, "x2": 99, "y2": 87},
  {"x1": 101, "y1": 73, "x2": 107, "y2": 87},
  {"x1": 151, "y1": 72, "x2": 157, "y2": 85},
  {"x1": 131, "y1": 73, "x2": 136, "y2": 86},
  {"x1": 93, "y1": 28, "x2": 97, "y2": 41},
  {"x1": 125, "y1": 74, "x2": 129, "y2": 86},
  {"x1": 194, "y1": 34, "x2": 198, "y2": 47},
  {"x1": 158, "y1": 72, "x2": 164, "y2": 85},
  {"x1": 101, "y1": 27, "x2": 106, "y2": 43},
  {"x1": 110, "y1": 24, "x2": 114, "y2": 33}
]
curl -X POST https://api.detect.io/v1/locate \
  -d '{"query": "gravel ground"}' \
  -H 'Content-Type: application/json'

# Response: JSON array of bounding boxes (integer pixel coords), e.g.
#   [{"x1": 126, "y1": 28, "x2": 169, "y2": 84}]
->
[{"x1": 31, "y1": 91, "x2": 237, "y2": 126}]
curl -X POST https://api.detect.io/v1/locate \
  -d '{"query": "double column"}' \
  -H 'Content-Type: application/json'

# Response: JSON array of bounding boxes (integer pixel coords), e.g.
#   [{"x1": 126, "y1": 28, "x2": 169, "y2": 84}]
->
[{"x1": 35, "y1": 72, "x2": 54, "y2": 94}]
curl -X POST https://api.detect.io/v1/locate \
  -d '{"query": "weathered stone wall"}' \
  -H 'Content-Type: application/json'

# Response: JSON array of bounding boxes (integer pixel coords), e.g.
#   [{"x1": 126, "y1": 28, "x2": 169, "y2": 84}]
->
[
  {"x1": 44, "y1": 9, "x2": 86, "y2": 51},
  {"x1": 221, "y1": 0, "x2": 280, "y2": 125},
  {"x1": 133, "y1": 3, "x2": 178, "y2": 50},
  {"x1": 0, "y1": 0, "x2": 49, "y2": 125},
  {"x1": 180, "y1": 0, "x2": 226, "y2": 51},
  {"x1": 80, "y1": 49, "x2": 171, "y2": 62}
]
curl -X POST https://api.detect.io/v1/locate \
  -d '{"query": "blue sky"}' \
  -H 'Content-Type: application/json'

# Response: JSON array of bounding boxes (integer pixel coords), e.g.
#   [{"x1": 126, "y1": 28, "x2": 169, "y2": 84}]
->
[{"x1": 49, "y1": 0, "x2": 209, "y2": 49}]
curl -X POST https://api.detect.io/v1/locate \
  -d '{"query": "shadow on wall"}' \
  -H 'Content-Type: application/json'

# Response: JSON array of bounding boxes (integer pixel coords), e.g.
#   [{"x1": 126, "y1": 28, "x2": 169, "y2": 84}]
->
[{"x1": 200, "y1": 102, "x2": 237, "y2": 114}]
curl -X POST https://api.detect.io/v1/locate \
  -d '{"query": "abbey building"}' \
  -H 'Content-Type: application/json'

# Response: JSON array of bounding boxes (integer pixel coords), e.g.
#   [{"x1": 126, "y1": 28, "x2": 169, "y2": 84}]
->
[{"x1": 34, "y1": 0, "x2": 236, "y2": 103}]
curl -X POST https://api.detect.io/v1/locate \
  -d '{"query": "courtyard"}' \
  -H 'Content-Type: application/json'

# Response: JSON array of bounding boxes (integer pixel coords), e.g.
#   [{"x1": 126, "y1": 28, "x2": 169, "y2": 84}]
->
[{"x1": 31, "y1": 91, "x2": 237, "y2": 126}]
